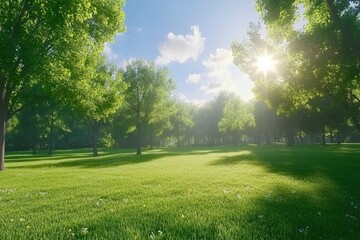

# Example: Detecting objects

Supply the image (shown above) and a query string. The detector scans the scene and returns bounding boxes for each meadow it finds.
[0,144,359,239]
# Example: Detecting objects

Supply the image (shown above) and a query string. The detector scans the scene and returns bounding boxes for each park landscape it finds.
[1,0,360,239]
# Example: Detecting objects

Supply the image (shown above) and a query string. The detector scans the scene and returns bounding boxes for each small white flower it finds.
[345,214,357,221]
[19,218,25,222]
[81,227,88,235]
[298,226,309,233]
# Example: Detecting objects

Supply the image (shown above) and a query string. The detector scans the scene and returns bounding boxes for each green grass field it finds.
[0,144,359,239]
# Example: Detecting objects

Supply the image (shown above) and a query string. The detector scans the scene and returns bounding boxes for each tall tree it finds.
[81,56,127,157]
[0,0,125,170]
[122,59,175,155]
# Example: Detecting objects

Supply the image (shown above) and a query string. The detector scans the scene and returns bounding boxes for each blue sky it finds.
[104,0,263,104]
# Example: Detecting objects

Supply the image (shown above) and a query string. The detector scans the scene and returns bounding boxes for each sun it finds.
[255,51,277,77]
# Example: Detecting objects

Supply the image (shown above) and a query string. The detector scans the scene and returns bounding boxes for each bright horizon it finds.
[104,1,263,104]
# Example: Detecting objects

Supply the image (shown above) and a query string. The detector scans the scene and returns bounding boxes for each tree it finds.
[122,59,175,155]
[80,56,127,157]
[168,100,194,147]
[0,0,125,170]
[196,91,232,145]
[146,98,175,149]
[254,0,360,133]
[218,96,255,145]
[232,24,296,145]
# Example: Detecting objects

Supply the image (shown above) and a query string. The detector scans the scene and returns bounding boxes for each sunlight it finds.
[255,50,277,77]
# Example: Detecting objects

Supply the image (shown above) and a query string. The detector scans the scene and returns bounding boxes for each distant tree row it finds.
[7,82,359,158]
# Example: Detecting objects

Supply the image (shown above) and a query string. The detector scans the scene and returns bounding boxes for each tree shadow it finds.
[8,145,254,169]
[240,184,360,239]
[208,144,360,180]
[207,144,360,239]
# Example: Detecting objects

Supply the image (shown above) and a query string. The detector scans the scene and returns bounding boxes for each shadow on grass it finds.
[201,144,360,239]
[7,145,249,169]
[241,184,360,239]
[8,153,160,169]
[209,144,360,180]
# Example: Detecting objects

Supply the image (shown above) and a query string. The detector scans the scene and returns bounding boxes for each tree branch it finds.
[326,0,360,61]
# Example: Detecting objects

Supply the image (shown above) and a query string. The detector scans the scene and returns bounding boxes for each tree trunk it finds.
[330,129,334,143]
[31,120,38,155]
[136,124,142,155]
[322,126,326,145]
[337,128,341,145]
[286,119,295,146]
[48,111,54,155]
[298,131,304,144]
[92,121,100,157]
[149,126,153,150]
[0,114,6,171]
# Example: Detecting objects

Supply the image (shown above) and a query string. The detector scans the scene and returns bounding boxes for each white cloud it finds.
[186,73,201,83]
[103,43,118,61]
[155,26,205,65]
[200,48,254,101]
[202,48,233,80]
[175,93,206,106]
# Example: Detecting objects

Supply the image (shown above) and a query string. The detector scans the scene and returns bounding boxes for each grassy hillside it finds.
[0,144,359,239]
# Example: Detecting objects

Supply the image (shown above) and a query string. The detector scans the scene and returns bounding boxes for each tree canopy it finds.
[0,0,125,170]
[232,0,360,145]
[121,59,175,155]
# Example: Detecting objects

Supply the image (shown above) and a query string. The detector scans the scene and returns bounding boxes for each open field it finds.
[0,144,360,239]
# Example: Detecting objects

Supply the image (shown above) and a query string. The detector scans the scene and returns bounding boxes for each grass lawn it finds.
[0,144,359,239]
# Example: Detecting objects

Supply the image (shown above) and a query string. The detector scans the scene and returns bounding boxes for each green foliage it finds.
[81,55,127,122]
[218,96,255,143]
[166,100,195,146]
[0,0,125,115]
[122,60,175,125]
[195,92,233,144]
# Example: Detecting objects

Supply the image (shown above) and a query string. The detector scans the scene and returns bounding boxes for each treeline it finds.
[7,85,359,155]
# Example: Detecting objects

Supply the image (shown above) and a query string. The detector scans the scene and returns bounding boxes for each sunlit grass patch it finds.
[0,144,359,239]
